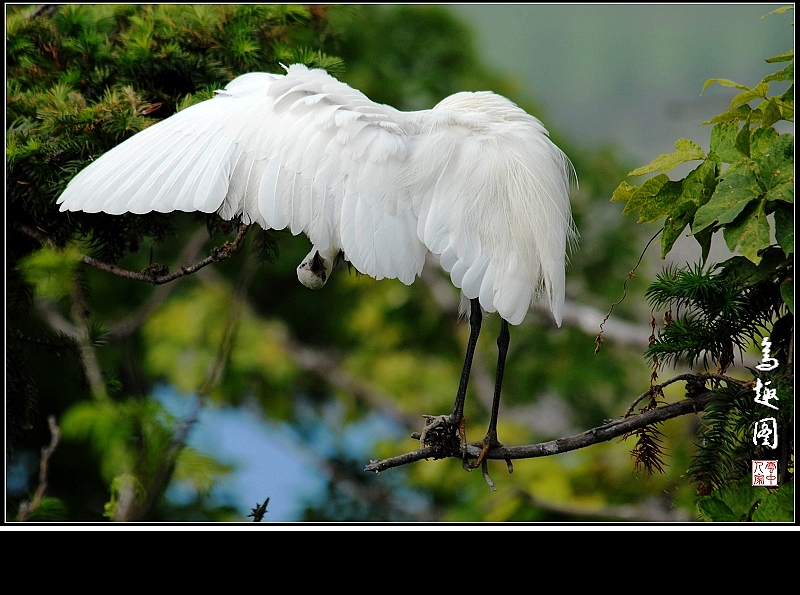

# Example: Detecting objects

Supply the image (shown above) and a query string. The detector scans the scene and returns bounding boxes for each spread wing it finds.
[58,64,575,325]
[58,64,428,285]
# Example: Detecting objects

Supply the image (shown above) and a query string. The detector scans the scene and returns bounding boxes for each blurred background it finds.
[6,4,793,522]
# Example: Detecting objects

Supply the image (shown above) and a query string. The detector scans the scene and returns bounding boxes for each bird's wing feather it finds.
[58,66,575,324]
[57,64,428,285]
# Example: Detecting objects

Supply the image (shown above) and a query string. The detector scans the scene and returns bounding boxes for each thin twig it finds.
[13,221,249,285]
[595,228,662,354]
[17,416,61,521]
[82,224,250,285]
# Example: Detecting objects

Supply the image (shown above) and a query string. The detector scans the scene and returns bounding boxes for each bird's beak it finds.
[311,250,327,282]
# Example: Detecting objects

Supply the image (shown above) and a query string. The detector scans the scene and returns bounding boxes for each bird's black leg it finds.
[470,318,510,469]
[449,297,482,426]
[416,298,481,465]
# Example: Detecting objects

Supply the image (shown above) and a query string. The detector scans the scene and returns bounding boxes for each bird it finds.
[58,63,577,469]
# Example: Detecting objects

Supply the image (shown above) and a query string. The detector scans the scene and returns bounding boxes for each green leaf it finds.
[734,123,751,157]
[661,201,697,258]
[692,172,760,233]
[774,202,794,255]
[702,78,749,93]
[756,133,793,191]
[749,126,779,159]
[628,139,705,176]
[694,226,714,265]
[680,159,718,207]
[751,484,794,522]
[697,496,740,522]
[709,122,741,163]
[621,174,669,216]
[729,82,770,108]
[722,199,771,264]
[716,248,788,287]
[698,480,772,522]
[780,280,794,314]
[639,180,683,223]
[765,181,794,203]
[610,180,638,203]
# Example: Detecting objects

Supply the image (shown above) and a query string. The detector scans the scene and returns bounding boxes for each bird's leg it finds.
[446,297,483,465]
[416,298,482,461]
[470,318,510,469]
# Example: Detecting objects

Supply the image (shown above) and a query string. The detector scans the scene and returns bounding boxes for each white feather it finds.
[57,63,576,326]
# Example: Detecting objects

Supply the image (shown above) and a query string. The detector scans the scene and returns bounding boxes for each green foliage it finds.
[612,8,794,521]
[611,43,793,266]
[21,497,70,522]
[18,244,84,302]
[697,479,793,522]
[645,261,786,372]
[7,4,697,522]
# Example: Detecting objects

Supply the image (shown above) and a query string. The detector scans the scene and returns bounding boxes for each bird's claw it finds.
[417,415,464,460]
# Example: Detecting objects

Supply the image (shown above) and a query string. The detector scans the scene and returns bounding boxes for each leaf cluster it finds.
[644,259,788,372]
[689,382,792,497]
[7,4,344,261]
[610,8,794,520]
[610,45,793,270]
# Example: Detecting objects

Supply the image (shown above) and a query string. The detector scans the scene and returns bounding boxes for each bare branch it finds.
[365,388,716,474]
[17,416,61,521]
[13,221,249,287]
[82,224,250,285]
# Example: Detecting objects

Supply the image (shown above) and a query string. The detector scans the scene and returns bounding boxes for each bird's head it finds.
[297,249,334,290]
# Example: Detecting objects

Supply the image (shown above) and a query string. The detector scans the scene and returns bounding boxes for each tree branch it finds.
[17,416,61,521]
[13,221,249,285]
[81,224,250,285]
[365,386,717,474]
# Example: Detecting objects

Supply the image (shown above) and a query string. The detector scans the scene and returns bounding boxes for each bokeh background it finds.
[6,4,793,522]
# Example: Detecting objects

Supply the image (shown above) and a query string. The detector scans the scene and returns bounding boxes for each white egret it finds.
[58,64,577,468]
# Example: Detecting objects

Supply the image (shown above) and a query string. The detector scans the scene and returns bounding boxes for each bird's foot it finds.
[415,415,466,461]
[466,437,514,491]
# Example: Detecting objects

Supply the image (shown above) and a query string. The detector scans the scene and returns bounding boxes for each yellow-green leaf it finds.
[639,180,682,223]
[702,78,748,93]
[764,47,794,63]
[762,62,794,84]
[610,180,638,203]
[621,174,669,216]
[628,139,705,176]
[729,82,770,108]
[703,104,752,126]
[17,244,83,301]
